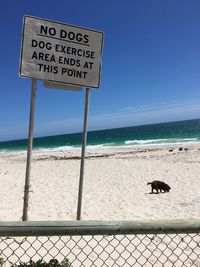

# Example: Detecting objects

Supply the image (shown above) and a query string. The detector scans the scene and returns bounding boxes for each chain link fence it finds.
[0,220,200,266]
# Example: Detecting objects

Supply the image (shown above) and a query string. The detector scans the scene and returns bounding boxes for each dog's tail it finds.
[147,182,152,185]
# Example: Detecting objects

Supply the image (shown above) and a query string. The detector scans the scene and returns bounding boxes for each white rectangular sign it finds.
[20,16,104,88]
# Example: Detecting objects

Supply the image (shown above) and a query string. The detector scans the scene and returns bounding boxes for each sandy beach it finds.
[0,144,200,221]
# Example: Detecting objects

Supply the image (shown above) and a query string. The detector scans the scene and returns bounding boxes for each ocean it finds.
[0,118,200,152]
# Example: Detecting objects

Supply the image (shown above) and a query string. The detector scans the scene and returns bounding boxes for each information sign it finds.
[20,16,104,88]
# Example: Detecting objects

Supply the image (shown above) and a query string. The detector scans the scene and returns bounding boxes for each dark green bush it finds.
[12,258,71,267]
[0,256,5,266]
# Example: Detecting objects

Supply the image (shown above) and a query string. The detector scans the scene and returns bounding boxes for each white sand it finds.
[0,144,200,221]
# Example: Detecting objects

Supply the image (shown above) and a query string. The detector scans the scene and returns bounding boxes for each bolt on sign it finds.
[20,16,104,88]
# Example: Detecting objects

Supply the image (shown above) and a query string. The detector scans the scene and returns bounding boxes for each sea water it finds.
[0,118,200,152]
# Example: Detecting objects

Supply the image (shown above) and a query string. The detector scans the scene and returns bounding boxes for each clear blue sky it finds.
[1,0,200,141]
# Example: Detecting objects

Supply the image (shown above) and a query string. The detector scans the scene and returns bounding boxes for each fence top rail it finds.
[0,220,200,236]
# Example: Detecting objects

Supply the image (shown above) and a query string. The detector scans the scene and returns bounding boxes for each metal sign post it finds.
[77,87,90,220]
[22,79,37,221]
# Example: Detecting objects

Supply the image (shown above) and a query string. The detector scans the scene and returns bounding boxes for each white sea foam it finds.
[35,144,114,152]
[125,139,169,145]
[124,138,199,147]
[36,145,77,152]
[86,144,107,149]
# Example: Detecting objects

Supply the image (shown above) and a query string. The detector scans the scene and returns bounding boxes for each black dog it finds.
[147,180,171,194]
